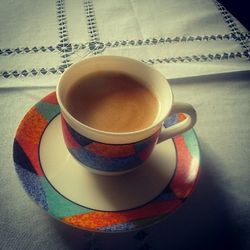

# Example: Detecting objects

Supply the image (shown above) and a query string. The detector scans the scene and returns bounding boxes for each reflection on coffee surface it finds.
[66,71,158,133]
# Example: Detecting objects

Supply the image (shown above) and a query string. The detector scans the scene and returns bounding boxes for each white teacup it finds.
[56,56,197,175]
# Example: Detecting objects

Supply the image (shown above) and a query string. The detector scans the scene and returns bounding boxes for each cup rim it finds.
[56,55,173,138]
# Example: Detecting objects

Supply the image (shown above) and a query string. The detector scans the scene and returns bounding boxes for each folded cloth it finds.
[0,0,249,88]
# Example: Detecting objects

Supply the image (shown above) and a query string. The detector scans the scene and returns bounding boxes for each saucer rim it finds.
[13,91,200,233]
[39,114,177,213]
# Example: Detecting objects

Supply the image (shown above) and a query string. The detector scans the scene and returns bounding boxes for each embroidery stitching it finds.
[1,33,249,57]
[56,0,72,68]
[0,43,87,56]
[0,51,245,78]
[0,46,56,56]
[0,67,63,79]
[1,0,249,79]
[104,33,244,48]
[214,0,250,58]
[142,51,245,64]
[83,0,102,54]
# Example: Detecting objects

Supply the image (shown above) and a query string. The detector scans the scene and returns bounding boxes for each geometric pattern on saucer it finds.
[13,91,200,233]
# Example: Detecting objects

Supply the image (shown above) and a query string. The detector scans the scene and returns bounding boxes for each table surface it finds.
[1,0,250,249]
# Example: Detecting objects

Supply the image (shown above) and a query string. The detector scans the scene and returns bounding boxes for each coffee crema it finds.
[65,71,158,133]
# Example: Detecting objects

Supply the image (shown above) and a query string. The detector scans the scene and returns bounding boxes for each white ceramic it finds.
[13,92,200,232]
[40,115,176,211]
[56,56,197,175]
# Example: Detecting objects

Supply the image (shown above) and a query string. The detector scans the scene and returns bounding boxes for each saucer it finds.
[13,92,200,233]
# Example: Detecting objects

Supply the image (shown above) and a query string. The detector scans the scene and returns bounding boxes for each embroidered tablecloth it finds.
[1,1,250,249]
[0,0,249,87]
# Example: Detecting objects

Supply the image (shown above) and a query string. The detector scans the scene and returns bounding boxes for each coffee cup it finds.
[56,55,197,175]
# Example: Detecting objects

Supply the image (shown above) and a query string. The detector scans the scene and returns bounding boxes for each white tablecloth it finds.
[1,0,250,249]
[0,0,249,87]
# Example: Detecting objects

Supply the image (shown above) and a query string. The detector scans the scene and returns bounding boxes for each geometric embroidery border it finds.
[0,0,249,79]
[214,0,250,57]
[1,33,250,57]
[0,51,246,78]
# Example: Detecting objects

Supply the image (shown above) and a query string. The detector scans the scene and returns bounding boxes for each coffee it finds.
[65,71,158,133]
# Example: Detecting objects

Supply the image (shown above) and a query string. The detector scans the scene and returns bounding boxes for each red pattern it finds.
[63,199,182,230]
[61,116,81,149]
[85,142,135,158]
[42,92,58,104]
[170,135,193,198]
[15,91,200,232]
[178,113,186,121]
[15,107,47,176]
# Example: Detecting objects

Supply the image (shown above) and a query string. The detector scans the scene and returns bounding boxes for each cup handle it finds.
[158,102,197,143]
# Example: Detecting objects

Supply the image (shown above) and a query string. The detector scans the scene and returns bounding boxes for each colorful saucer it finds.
[13,92,200,233]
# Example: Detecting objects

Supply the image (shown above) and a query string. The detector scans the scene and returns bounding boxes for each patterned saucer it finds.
[13,92,200,233]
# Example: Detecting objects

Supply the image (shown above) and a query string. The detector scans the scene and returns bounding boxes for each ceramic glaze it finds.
[57,56,197,174]
[13,92,200,232]
[61,115,160,173]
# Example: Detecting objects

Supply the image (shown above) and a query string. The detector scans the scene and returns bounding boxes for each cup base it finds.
[72,158,143,176]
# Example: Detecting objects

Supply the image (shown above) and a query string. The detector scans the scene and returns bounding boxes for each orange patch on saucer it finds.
[42,92,58,104]
[15,107,47,176]
[63,199,181,230]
